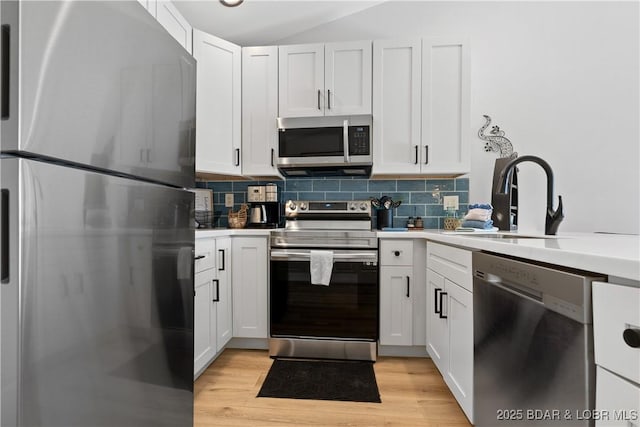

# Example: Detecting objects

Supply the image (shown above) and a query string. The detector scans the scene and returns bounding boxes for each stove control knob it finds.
[349,203,357,211]
[359,202,368,211]
[299,202,308,211]
[288,202,297,211]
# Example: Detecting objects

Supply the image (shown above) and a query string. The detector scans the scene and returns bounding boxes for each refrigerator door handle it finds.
[1,25,10,119]
[1,189,9,283]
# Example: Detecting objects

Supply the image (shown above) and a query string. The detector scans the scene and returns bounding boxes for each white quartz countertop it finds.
[378,230,640,281]
[196,228,639,281]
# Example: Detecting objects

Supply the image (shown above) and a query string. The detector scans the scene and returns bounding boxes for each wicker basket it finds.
[443,217,462,230]
[228,204,248,229]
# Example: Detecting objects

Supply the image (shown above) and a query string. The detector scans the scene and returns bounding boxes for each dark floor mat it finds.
[257,359,381,403]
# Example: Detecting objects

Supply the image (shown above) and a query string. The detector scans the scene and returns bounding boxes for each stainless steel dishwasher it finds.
[473,252,605,426]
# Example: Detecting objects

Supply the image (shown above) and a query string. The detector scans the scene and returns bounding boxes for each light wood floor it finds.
[194,349,472,426]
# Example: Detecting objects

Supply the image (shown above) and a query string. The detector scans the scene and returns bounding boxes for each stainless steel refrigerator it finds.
[0,1,196,425]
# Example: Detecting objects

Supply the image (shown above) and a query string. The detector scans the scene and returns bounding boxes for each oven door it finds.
[270,249,379,341]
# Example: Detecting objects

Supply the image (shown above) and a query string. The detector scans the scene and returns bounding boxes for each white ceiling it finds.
[174,0,386,46]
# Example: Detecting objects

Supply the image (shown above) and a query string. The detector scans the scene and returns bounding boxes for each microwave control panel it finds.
[348,126,370,155]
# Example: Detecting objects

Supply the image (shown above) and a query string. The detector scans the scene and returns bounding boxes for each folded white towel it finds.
[465,208,493,221]
[177,246,193,280]
[310,250,333,286]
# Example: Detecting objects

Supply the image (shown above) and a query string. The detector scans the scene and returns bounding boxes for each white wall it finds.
[277,1,640,234]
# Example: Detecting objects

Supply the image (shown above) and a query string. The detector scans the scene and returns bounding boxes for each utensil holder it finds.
[376,209,393,230]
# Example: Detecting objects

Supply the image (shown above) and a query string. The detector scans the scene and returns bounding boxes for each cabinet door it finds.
[372,39,422,175]
[193,30,242,175]
[156,1,192,53]
[194,270,216,376]
[242,46,282,177]
[232,237,268,338]
[379,266,413,346]
[426,268,448,373]
[278,44,325,117]
[596,366,640,427]
[421,38,470,174]
[325,41,372,116]
[215,237,232,351]
[445,279,473,422]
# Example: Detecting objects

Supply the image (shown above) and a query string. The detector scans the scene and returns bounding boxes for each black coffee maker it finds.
[246,185,281,228]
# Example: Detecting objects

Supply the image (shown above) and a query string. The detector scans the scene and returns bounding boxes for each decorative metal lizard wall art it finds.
[478,115,517,159]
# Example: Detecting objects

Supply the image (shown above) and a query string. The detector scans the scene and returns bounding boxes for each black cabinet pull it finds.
[218,249,225,271]
[235,148,240,166]
[439,291,448,319]
[1,189,8,283]
[271,148,275,167]
[327,89,331,110]
[424,145,429,165]
[213,279,220,302]
[434,287,442,314]
[406,276,410,298]
[394,250,400,257]
[414,145,418,164]
[623,328,640,348]
[317,89,321,110]
[194,255,205,261]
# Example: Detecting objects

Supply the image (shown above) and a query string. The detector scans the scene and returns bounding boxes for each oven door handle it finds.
[270,249,377,263]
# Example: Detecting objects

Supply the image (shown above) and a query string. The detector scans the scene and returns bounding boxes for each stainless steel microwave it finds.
[276,115,372,177]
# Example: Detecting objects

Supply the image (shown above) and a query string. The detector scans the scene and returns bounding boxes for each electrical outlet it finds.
[224,193,234,208]
[443,195,459,211]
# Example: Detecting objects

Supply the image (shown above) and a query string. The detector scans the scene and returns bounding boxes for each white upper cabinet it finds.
[279,41,372,118]
[372,39,422,175]
[372,38,470,177]
[242,46,282,178]
[324,41,372,116]
[278,44,325,117]
[421,38,470,174]
[156,1,193,53]
[193,30,242,176]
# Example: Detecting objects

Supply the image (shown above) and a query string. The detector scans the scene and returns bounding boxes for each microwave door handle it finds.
[343,119,350,163]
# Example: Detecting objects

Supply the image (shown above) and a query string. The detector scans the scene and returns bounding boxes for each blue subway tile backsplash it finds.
[196,177,469,229]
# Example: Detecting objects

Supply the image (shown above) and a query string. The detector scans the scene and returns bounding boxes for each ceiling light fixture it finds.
[219,0,244,7]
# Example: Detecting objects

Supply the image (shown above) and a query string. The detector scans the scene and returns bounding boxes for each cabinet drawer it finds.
[593,281,640,384]
[380,240,414,266]
[426,242,472,292]
[195,238,216,273]
[596,366,640,427]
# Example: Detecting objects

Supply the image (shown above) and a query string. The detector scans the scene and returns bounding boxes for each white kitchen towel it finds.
[310,250,334,286]
[177,246,192,280]
[464,208,493,221]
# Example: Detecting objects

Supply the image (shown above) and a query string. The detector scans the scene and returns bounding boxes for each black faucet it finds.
[495,155,564,235]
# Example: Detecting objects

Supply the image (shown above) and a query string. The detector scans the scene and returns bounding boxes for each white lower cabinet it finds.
[194,268,216,375]
[194,236,233,378]
[379,239,426,348]
[593,281,640,426]
[232,237,268,338]
[426,242,473,423]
